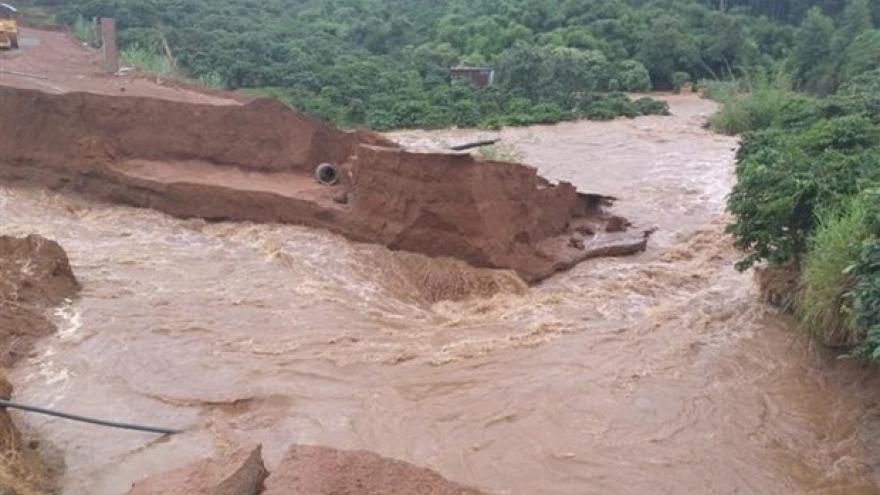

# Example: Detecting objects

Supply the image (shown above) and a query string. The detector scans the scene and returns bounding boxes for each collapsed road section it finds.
[0,86,650,282]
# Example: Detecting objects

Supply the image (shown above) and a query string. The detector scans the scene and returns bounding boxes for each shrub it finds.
[797,197,869,346]
[632,97,670,115]
[72,15,99,47]
[797,190,880,352]
[726,117,880,271]
[580,102,618,120]
[120,43,177,77]
[707,86,806,135]
[847,240,880,359]
[616,60,652,92]
[671,71,691,94]
[700,79,741,102]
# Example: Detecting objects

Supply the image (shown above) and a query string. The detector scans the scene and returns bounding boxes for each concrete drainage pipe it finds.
[315,163,339,185]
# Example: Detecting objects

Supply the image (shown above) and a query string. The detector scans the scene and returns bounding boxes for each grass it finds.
[71,15,98,47]
[700,79,742,102]
[702,69,800,135]
[0,402,46,495]
[796,196,871,347]
[120,43,178,77]
[476,141,525,163]
[0,454,45,495]
[119,44,231,90]
[197,71,228,90]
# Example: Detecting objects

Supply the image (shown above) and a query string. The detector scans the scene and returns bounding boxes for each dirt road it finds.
[0,27,237,104]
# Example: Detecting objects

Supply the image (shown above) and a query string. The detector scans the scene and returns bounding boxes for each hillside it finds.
[16,0,878,130]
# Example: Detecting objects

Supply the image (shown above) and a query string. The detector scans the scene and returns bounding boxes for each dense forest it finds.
[14,0,880,359]
[14,0,879,130]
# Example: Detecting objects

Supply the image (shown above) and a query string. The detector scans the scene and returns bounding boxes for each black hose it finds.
[448,139,500,151]
[0,398,183,435]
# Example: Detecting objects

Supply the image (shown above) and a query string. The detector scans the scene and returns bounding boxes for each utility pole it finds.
[100,17,119,74]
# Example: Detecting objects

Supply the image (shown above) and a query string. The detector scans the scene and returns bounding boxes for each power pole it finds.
[100,17,119,74]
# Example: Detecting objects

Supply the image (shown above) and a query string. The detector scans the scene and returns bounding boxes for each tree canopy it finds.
[18,0,880,129]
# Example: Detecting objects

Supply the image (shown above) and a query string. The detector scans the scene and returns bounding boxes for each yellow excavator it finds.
[0,3,18,50]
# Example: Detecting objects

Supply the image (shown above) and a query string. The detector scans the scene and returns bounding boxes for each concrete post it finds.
[100,18,119,74]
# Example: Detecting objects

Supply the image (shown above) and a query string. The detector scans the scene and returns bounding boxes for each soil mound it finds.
[126,444,491,495]
[126,445,268,495]
[0,86,649,282]
[264,445,490,495]
[0,234,80,494]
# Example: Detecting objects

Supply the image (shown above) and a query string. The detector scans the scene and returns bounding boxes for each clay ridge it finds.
[0,86,649,282]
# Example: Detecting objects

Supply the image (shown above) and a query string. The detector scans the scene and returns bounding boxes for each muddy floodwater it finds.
[2,95,879,495]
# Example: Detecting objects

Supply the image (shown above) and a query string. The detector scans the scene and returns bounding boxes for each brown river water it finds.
[2,95,880,495]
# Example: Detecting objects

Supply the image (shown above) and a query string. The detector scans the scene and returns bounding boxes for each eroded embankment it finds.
[0,234,79,494]
[0,86,648,282]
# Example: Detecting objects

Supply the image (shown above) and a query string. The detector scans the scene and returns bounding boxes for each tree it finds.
[841,30,880,82]
[790,7,837,94]
[50,0,847,130]
[616,60,652,92]
[831,0,873,78]
[636,14,699,89]
[727,115,880,270]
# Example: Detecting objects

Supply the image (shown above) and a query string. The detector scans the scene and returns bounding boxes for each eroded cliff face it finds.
[0,234,80,494]
[346,146,648,281]
[0,87,648,282]
[0,87,394,173]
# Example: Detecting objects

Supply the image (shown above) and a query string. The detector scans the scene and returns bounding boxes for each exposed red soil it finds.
[0,234,80,494]
[126,444,492,495]
[347,146,649,282]
[263,445,490,495]
[0,85,648,282]
[126,445,268,495]
[0,27,242,105]
[2,27,650,282]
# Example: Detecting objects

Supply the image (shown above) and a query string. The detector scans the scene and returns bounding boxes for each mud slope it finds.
[0,234,80,494]
[0,86,648,281]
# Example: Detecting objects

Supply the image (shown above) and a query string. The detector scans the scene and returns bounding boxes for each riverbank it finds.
[0,234,79,494]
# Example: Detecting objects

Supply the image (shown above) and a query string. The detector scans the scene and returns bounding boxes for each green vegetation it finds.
[20,0,879,130]
[704,71,800,135]
[119,42,178,78]
[714,0,880,359]
[13,4,59,29]
[848,236,880,359]
[71,15,99,47]
[797,194,875,347]
[726,110,879,270]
